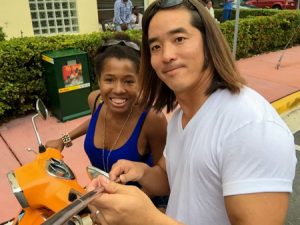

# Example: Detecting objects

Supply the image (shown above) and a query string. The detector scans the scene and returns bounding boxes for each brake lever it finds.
[41,187,104,225]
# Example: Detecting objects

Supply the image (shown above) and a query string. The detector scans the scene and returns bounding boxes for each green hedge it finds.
[220,10,300,57]
[214,8,280,22]
[0,10,299,123]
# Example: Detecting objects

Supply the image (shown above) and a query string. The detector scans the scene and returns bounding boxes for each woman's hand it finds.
[45,138,64,151]
[109,159,149,184]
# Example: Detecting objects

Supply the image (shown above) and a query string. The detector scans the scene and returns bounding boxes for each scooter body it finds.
[6,100,89,225]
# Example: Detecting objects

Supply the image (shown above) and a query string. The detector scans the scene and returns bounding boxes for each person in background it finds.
[87,0,297,225]
[113,0,133,31]
[223,0,233,21]
[206,0,215,18]
[131,6,143,30]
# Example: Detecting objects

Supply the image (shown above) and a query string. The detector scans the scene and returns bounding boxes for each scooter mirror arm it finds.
[32,113,46,153]
[41,187,104,225]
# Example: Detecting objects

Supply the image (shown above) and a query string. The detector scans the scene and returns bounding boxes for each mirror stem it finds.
[32,113,43,149]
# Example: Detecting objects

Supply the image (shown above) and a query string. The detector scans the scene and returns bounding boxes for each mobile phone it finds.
[86,165,110,179]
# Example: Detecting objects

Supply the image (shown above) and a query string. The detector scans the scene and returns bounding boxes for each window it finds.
[29,0,79,36]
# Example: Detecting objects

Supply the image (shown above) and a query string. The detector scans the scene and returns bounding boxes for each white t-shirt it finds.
[164,87,296,225]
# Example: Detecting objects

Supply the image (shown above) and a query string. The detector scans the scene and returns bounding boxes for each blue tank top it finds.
[84,103,153,172]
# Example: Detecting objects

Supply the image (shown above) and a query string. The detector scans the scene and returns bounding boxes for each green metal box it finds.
[42,48,91,122]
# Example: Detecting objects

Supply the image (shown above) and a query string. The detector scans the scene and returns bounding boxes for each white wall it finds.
[0,0,34,39]
[0,0,99,39]
[76,0,100,34]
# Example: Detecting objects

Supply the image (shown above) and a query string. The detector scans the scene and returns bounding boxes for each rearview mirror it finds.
[36,99,48,120]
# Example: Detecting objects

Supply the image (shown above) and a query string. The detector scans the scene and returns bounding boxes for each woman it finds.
[45,33,167,175]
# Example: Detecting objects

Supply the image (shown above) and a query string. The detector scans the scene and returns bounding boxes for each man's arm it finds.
[139,156,170,196]
[225,192,289,225]
[221,121,296,225]
[113,1,122,24]
[110,156,170,196]
[124,1,133,24]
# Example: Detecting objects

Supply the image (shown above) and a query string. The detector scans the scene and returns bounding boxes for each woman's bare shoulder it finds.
[144,109,167,131]
[87,90,101,109]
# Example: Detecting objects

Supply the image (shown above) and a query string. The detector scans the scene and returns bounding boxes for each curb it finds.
[271,91,300,115]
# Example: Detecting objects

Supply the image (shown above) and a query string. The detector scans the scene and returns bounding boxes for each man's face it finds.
[148,7,208,95]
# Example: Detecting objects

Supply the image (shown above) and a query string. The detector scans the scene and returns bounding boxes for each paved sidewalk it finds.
[238,45,300,104]
[0,46,300,223]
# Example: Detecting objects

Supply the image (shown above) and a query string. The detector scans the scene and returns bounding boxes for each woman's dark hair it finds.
[94,33,141,80]
[138,0,245,112]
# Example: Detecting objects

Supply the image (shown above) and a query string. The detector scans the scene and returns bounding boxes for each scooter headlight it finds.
[7,171,29,208]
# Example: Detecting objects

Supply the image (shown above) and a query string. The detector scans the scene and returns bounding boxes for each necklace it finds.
[102,107,133,172]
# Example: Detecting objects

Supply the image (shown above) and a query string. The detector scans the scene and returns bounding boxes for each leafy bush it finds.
[220,10,300,58]
[215,8,281,23]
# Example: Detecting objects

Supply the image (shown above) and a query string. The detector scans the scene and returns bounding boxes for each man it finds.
[223,0,233,21]
[88,0,297,225]
[113,0,133,31]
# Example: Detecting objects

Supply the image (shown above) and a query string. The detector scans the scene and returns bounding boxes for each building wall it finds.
[0,0,99,39]
[147,0,156,5]
[76,0,100,34]
[0,0,33,39]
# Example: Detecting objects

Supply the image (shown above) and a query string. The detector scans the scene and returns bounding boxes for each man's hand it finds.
[109,159,148,184]
[121,23,128,31]
[87,176,161,225]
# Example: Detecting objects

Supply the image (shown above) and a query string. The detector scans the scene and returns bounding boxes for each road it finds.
[282,106,300,225]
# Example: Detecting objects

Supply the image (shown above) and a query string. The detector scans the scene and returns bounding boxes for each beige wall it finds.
[76,0,100,34]
[147,0,156,4]
[0,0,33,39]
[0,0,99,39]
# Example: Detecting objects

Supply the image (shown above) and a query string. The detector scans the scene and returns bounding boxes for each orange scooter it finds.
[6,99,94,225]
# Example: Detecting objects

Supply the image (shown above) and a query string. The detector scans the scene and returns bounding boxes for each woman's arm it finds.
[144,109,168,164]
[45,90,101,151]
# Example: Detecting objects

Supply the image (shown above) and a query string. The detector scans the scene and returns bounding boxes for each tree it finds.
[0,27,6,41]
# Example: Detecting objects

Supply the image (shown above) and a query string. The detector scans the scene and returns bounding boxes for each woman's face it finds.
[98,57,139,114]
